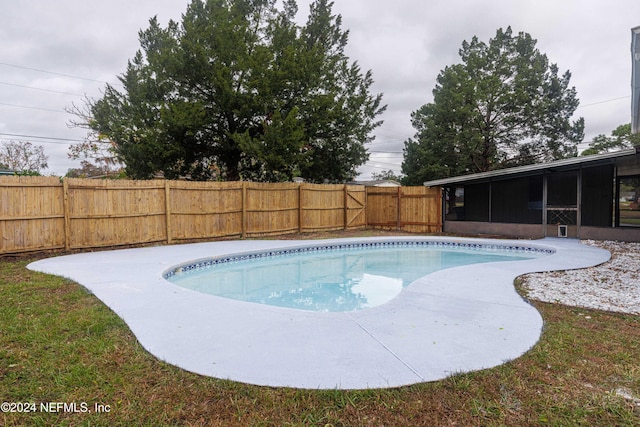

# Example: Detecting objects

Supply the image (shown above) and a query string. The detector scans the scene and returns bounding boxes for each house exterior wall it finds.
[440,161,640,242]
[444,221,640,242]
[580,226,640,242]
[444,221,545,239]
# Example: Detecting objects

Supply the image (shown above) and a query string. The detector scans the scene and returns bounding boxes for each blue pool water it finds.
[167,242,548,312]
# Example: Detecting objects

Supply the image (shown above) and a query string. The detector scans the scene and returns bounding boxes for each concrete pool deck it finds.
[27,236,610,389]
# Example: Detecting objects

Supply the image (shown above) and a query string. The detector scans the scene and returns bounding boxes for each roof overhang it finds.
[424,149,638,187]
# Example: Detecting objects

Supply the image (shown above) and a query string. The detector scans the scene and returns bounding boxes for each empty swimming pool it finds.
[167,241,549,312]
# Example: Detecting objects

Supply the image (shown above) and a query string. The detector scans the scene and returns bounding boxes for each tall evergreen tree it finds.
[402,27,584,185]
[77,0,385,182]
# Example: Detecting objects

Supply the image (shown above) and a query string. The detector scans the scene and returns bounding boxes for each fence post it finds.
[343,185,348,230]
[298,183,303,233]
[242,181,247,238]
[437,187,443,232]
[396,186,402,230]
[165,180,172,244]
[63,178,71,250]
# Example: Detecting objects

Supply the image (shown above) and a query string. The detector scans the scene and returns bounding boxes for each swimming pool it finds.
[167,241,550,312]
[27,236,611,389]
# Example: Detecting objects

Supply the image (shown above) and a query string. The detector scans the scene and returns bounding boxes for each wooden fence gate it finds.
[345,185,366,229]
[366,186,442,233]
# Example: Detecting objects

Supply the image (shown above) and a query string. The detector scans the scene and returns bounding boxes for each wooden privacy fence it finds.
[0,176,441,254]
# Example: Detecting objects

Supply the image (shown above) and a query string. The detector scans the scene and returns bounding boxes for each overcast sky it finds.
[1,0,639,178]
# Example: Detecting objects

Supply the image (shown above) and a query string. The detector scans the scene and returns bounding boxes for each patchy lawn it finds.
[1,231,639,426]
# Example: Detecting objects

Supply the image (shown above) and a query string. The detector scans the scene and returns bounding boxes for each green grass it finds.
[1,237,639,426]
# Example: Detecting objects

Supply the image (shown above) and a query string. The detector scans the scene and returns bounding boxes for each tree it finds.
[74,0,384,182]
[67,96,124,176]
[371,169,402,182]
[0,140,48,174]
[581,123,640,156]
[402,27,584,184]
[65,160,124,178]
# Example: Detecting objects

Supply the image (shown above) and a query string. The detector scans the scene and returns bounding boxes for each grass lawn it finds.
[1,232,639,426]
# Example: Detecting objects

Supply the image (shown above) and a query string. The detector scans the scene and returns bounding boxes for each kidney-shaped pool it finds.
[166,241,550,312]
[27,236,610,389]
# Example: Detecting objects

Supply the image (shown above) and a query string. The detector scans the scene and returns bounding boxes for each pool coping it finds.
[27,236,611,389]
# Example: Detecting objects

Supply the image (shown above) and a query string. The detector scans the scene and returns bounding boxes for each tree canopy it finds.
[371,169,403,182]
[0,140,48,175]
[581,123,640,156]
[76,0,385,182]
[402,27,584,185]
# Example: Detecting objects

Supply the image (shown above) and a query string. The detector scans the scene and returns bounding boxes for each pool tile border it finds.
[164,240,556,279]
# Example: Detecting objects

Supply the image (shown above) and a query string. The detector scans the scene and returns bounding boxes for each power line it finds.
[0,132,82,144]
[370,138,406,145]
[0,62,120,86]
[367,160,402,168]
[0,139,77,147]
[375,130,411,140]
[0,102,68,114]
[369,150,403,155]
[0,81,85,97]
[578,96,630,108]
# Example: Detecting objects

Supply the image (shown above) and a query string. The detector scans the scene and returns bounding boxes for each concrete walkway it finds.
[27,237,610,389]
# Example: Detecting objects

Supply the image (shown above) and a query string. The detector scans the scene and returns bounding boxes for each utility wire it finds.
[0,132,82,143]
[367,160,402,168]
[0,102,68,114]
[0,81,85,97]
[0,62,120,86]
[578,96,630,108]
[369,150,403,155]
